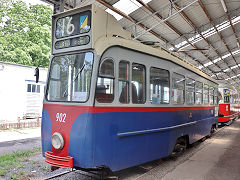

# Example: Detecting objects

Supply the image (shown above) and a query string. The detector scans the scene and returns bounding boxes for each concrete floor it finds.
[134,119,240,180]
[161,120,240,180]
[0,128,41,155]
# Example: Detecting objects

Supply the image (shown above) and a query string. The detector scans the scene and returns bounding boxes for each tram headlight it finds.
[51,132,64,150]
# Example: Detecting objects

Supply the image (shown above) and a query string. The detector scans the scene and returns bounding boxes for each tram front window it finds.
[47,52,93,102]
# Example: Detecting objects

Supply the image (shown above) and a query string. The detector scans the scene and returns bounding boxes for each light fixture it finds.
[237,42,240,48]
[220,0,227,13]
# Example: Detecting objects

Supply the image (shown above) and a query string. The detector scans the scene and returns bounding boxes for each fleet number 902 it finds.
[56,113,66,123]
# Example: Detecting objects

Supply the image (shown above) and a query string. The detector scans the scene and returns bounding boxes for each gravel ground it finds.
[35,123,229,180]
[0,121,234,180]
[38,138,212,180]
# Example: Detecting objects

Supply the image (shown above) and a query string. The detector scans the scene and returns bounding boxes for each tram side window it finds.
[150,67,170,104]
[186,78,195,104]
[214,87,218,105]
[119,61,130,103]
[209,86,214,105]
[203,84,209,104]
[195,81,203,104]
[234,94,238,104]
[132,63,146,104]
[96,59,114,103]
[172,73,185,104]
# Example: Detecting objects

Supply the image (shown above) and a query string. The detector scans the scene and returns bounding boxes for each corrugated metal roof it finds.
[43,0,240,88]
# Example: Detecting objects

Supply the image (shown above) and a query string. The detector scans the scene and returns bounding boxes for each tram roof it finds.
[95,36,218,84]
[42,0,240,88]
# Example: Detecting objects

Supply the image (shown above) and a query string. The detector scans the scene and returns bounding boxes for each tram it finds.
[42,4,218,171]
[218,81,240,125]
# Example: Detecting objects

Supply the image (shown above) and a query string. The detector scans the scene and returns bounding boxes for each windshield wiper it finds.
[73,64,85,82]
[63,64,85,97]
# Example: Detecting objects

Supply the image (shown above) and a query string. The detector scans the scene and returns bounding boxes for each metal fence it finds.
[0,118,41,130]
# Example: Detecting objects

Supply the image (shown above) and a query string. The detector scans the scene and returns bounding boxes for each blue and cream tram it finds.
[42,4,218,171]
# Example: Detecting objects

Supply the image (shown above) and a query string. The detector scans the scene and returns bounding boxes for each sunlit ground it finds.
[212,138,232,145]
[225,126,240,131]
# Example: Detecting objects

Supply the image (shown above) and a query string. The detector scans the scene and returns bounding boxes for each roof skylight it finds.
[224,70,240,79]
[105,0,152,21]
[198,49,240,70]
[172,15,240,51]
[105,8,123,20]
[223,68,230,72]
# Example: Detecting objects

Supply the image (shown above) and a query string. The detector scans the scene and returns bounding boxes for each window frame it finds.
[186,77,195,105]
[209,86,214,105]
[96,58,115,103]
[46,51,94,103]
[203,84,209,105]
[195,81,203,105]
[214,87,218,105]
[171,72,185,105]
[149,66,170,104]
[118,60,130,104]
[131,63,146,104]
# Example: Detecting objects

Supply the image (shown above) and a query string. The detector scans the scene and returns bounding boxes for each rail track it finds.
[43,123,229,180]
[43,167,119,180]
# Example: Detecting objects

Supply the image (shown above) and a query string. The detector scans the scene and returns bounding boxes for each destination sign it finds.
[55,10,91,39]
[55,36,90,49]
[224,89,230,96]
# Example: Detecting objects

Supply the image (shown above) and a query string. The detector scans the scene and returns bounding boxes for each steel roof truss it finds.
[96,0,219,77]
[171,0,240,85]
[198,0,240,82]
[133,0,199,40]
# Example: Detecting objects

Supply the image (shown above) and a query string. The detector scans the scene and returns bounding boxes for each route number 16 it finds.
[56,113,66,123]
[62,17,75,36]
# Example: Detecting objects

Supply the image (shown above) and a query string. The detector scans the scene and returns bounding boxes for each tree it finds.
[0,0,52,67]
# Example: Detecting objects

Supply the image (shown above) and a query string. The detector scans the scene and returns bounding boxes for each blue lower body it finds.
[42,108,218,171]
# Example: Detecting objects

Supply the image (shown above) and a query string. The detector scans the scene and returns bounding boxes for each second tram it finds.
[218,81,240,125]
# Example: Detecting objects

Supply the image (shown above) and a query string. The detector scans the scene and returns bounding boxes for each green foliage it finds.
[11,174,19,180]
[0,0,52,67]
[0,147,41,168]
[40,165,48,171]
[0,147,41,178]
[0,169,6,176]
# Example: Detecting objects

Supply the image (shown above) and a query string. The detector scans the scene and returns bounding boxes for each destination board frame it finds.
[52,5,92,55]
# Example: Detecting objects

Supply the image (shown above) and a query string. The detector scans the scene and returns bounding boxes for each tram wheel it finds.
[51,166,59,171]
[172,137,187,157]
[207,124,217,138]
[226,119,233,126]
[210,125,216,134]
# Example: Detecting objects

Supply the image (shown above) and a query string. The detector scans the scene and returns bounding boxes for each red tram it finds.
[218,81,240,125]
